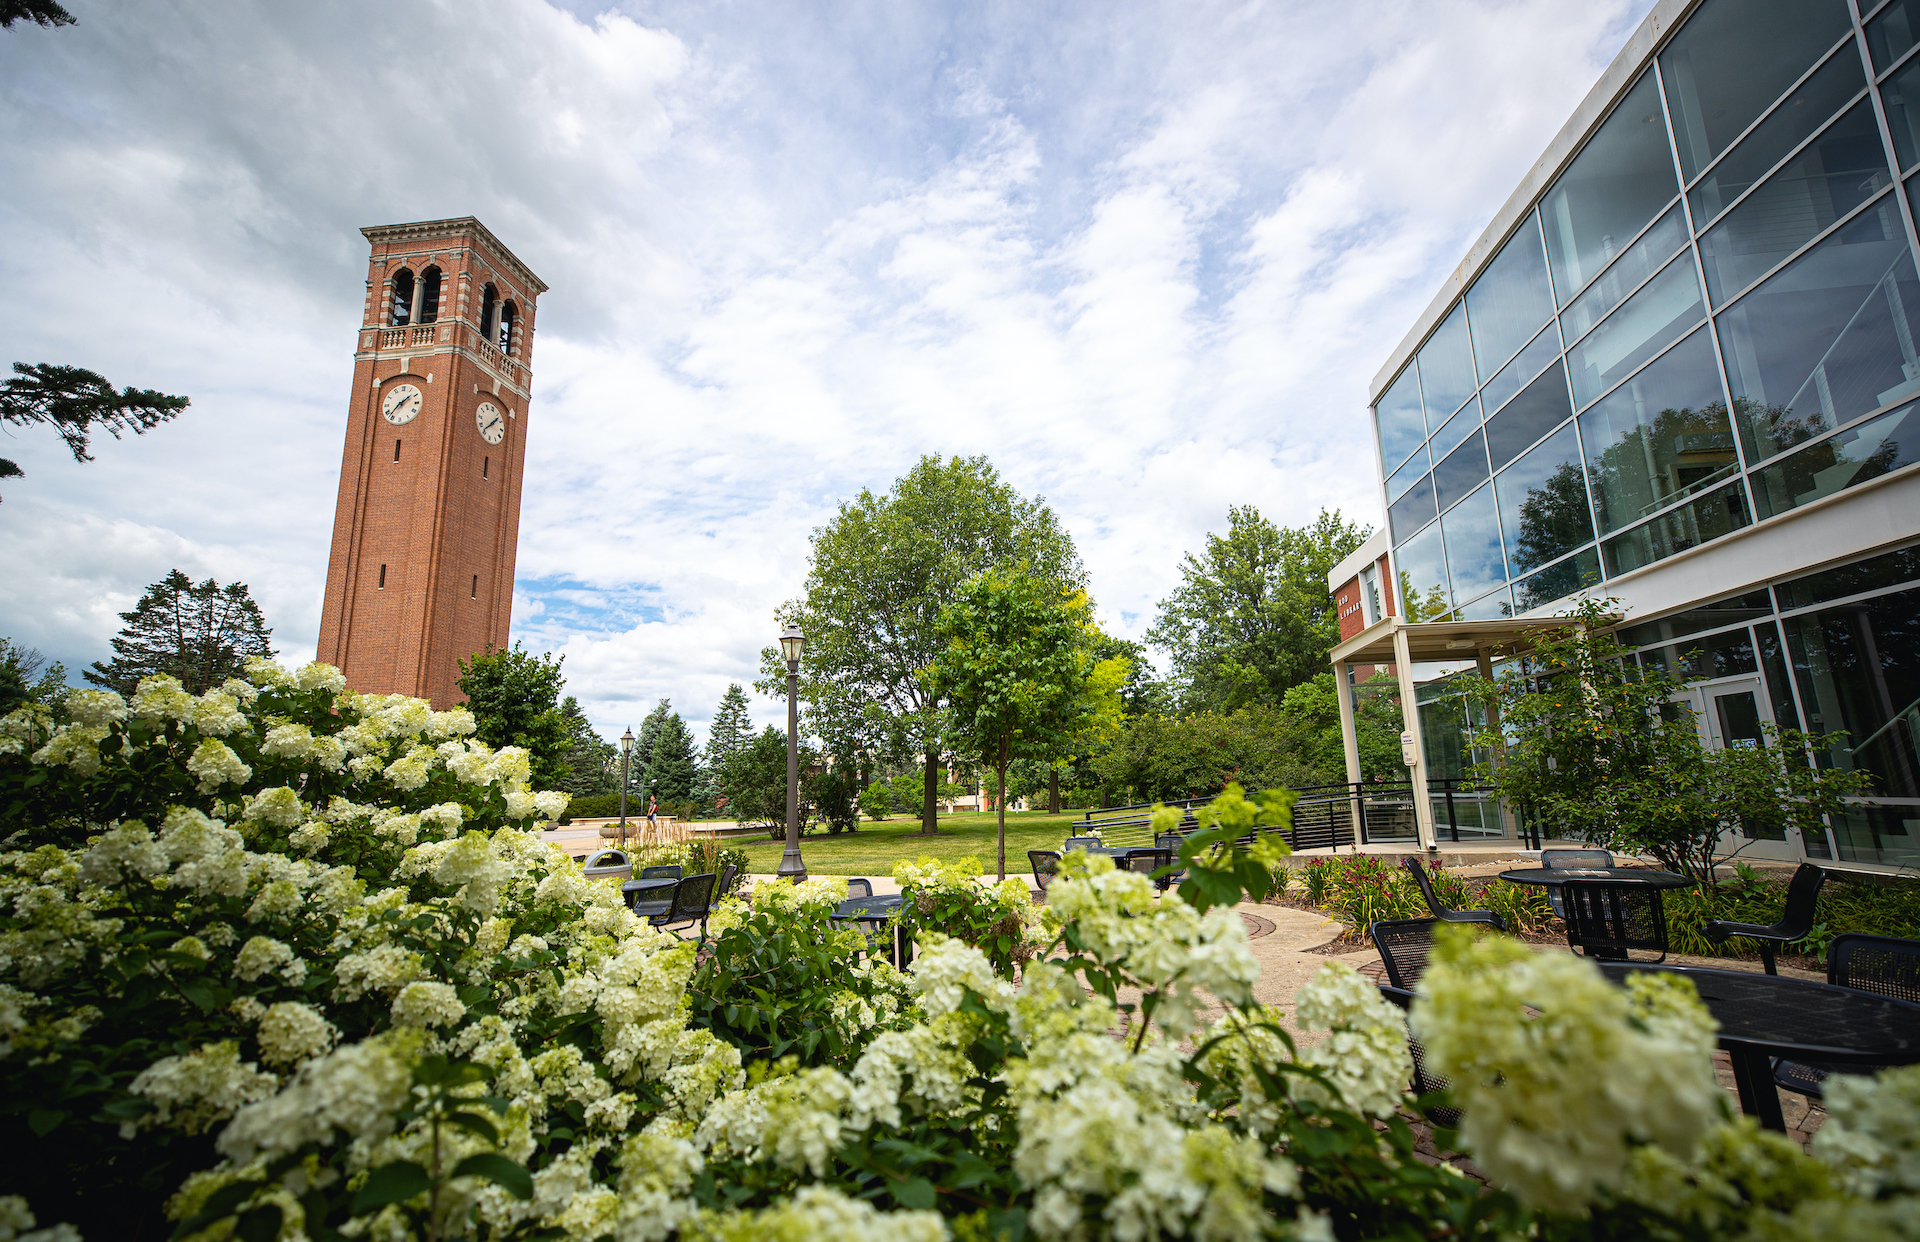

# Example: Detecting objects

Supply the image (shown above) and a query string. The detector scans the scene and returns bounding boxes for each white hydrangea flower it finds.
[243,656,294,688]
[245,879,303,922]
[909,934,1014,1018]
[220,677,260,704]
[256,1001,337,1068]
[287,821,331,854]
[1291,962,1413,1118]
[64,689,128,728]
[383,746,435,792]
[131,676,197,722]
[243,786,306,830]
[233,936,305,985]
[307,735,347,771]
[418,802,465,838]
[169,936,212,962]
[0,1196,81,1242]
[260,722,315,759]
[0,705,53,756]
[192,691,248,737]
[504,790,537,820]
[347,754,382,779]
[128,1040,279,1134]
[1412,929,1724,1213]
[392,981,467,1028]
[186,739,252,792]
[333,944,426,1000]
[30,724,109,776]
[439,740,495,785]
[695,1185,947,1242]
[1814,1062,1920,1197]
[428,708,477,739]
[78,822,166,885]
[295,662,347,693]
[533,790,570,820]
[218,1030,422,1162]
[697,1066,854,1176]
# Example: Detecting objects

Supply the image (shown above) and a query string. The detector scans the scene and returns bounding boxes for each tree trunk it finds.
[997,737,1010,881]
[921,748,940,835]
[1048,768,1061,815]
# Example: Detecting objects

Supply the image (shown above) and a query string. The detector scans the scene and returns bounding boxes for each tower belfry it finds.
[316,217,548,707]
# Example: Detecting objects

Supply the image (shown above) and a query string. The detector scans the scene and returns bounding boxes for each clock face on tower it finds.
[475,402,505,444]
[382,383,423,425]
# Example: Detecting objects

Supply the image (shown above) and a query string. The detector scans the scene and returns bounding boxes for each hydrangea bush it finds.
[6,663,1920,1240]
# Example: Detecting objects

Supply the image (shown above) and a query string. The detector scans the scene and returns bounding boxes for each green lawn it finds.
[731,810,1093,876]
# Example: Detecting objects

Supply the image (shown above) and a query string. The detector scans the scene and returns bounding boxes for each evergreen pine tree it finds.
[704,683,752,771]
[557,696,617,796]
[85,569,274,695]
[636,700,698,803]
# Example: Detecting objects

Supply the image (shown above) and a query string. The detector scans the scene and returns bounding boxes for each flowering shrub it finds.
[893,856,1041,974]
[9,665,1920,1240]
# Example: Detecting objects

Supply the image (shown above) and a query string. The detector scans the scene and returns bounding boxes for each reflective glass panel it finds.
[1541,73,1681,305]
[1388,472,1437,544]
[1757,620,1803,734]
[1468,215,1556,377]
[1600,481,1752,575]
[1486,361,1574,469]
[1689,48,1866,225]
[1577,328,1739,535]
[1417,303,1478,424]
[1374,365,1427,474]
[1697,101,1893,305]
[1783,583,1920,805]
[1480,323,1561,416]
[1385,446,1430,502]
[1619,590,1773,647]
[1644,630,1760,679]
[1661,0,1853,180]
[1776,541,1920,608]
[1457,587,1515,621]
[1566,254,1706,408]
[1427,395,1482,463]
[1716,200,1920,461]
[1868,0,1920,72]
[1432,433,1491,513]
[1559,204,1689,342]
[1495,422,1593,573]
[1441,482,1508,605]
[1513,547,1602,612]
[1886,55,1920,172]
[1396,522,1451,621]
[1750,399,1920,518]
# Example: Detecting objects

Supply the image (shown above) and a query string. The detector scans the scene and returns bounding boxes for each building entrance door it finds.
[1676,676,1805,862]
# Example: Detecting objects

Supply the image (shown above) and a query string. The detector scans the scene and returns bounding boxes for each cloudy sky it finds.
[0,0,1652,744]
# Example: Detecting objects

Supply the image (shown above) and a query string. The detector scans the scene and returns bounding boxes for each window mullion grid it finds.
[1856,0,1920,282]
[1706,182,1900,318]
[1563,243,1693,352]
[1873,26,1920,82]
[1557,194,1681,313]
[1683,31,1864,193]
[1694,84,1874,229]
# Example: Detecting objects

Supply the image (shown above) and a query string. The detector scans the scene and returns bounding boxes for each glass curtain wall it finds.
[1372,0,1920,621]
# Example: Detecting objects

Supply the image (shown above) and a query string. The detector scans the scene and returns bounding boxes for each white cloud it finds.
[0,0,1651,743]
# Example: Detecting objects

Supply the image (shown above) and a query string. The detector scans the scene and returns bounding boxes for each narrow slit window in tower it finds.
[483,456,489,479]
[479,284,498,343]
[471,575,478,599]
[379,564,387,589]
[394,439,401,462]
[390,269,415,326]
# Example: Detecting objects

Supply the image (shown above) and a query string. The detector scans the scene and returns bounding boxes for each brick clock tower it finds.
[317,217,547,708]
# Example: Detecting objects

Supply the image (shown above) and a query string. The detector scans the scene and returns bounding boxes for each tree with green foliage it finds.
[556,697,617,797]
[1147,506,1368,712]
[719,725,816,829]
[1464,600,1869,886]
[1,362,189,489]
[0,639,67,714]
[2,2,76,29]
[763,454,1085,836]
[925,569,1100,879]
[456,645,572,790]
[703,683,752,776]
[84,569,274,695]
[641,703,699,803]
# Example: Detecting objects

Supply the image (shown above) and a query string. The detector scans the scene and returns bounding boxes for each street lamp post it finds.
[618,727,635,850]
[776,623,808,882]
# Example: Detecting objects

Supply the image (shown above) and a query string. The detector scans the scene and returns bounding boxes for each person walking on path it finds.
[646,796,659,834]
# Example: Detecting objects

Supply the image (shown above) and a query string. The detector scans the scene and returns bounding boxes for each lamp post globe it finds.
[618,727,635,849]
[777,624,808,882]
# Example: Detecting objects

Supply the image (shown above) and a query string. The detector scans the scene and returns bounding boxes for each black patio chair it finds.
[1063,836,1103,852]
[1124,847,1174,893]
[1774,933,1920,1101]
[1705,863,1826,976]
[1156,833,1190,887]
[1539,848,1613,920]
[1378,983,1462,1129]
[640,864,683,880]
[648,873,718,942]
[1029,850,1062,895]
[714,864,739,898]
[1562,880,1667,963]
[1370,917,1440,990]
[846,878,874,898]
[1401,857,1506,930]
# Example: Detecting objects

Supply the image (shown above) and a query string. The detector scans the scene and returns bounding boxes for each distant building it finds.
[1331,0,1920,867]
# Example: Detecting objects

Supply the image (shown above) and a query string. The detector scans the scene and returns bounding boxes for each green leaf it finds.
[443,1109,501,1145]
[234,1205,283,1242]
[27,1108,63,1136]
[451,1153,533,1200]
[889,1176,936,1211]
[178,977,232,1011]
[350,1161,431,1213]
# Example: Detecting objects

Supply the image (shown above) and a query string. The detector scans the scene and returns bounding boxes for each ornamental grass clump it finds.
[12,670,1920,1240]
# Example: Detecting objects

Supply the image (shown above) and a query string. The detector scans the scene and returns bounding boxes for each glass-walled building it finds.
[1354,0,1920,866]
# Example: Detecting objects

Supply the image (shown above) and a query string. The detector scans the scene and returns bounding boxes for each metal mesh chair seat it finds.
[1155,833,1189,886]
[1563,880,1667,962]
[846,878,874,898]
[1370,917,1439,990]
[1772,933,1920,1099]
[649,873,718,941]
[1706,864,1827,975]
[1063,836,1103,852]
[1378,984,1461,1128]
[1540,849,1613,920]
[639,864,683,880]
[1124,847,1175,892]
[714,864,739,899]
[1029,850,1062,894]
[1402,857,1506,930]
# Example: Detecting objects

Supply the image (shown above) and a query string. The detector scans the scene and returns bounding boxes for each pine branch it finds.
[1,1,76,29]
[2,363,190,463]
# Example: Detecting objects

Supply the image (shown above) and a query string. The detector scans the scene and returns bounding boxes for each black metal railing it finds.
[1075,778,1504,851]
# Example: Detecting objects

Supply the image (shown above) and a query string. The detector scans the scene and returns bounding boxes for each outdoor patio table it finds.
[1597,962,1920,1132]
[619,876,678,910]
[831,893,909,968]
[1497,867,1694,891]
